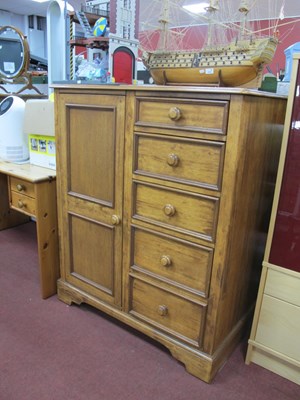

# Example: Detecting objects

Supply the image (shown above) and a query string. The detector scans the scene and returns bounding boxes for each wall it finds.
[0,10,47,59]
[0,10,25,30]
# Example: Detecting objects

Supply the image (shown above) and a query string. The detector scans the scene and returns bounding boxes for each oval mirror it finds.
[0,25,30,80]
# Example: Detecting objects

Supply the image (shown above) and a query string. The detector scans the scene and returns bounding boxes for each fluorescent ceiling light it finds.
[183,2,209,14]
[31,0,49,3]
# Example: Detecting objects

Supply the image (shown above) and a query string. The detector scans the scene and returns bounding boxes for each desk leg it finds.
[35,179,60,299]
[0,173,29,230]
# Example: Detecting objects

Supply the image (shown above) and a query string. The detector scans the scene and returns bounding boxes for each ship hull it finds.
[149,64,259,87]
[144,37,277,87]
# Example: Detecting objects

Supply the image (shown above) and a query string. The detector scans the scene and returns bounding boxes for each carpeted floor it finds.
[0,222,299,400]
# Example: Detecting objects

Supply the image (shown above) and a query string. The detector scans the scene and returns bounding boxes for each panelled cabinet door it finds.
[56,93,125,307]
[269,60,300,273]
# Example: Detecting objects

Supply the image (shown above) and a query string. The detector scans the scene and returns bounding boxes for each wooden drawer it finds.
[130,278,206,346]
[10,191,36,216]
[265,268,300,307]
[256,294,300,362]
[132,227,213,297]
[134,134,225,191]
[135,97,229,135]
[9,177,35,198]
[133,182,219,242]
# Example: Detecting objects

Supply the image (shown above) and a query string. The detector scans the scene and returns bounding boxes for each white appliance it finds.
[0,95,29,163]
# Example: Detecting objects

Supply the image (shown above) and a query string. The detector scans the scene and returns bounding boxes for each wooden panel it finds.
[10,191,36,216]
[135,97,229,135]
[246,345,300,385]
[10,177,35,198]
[68,214,115,298]
[132,227,213,297]
[265,268,300,306]
[256,294,300,362]
[34,179,60,299]
[133,182,219,242]
[130,278,205,346]
[67,104,116,206]
[134,134,225,191]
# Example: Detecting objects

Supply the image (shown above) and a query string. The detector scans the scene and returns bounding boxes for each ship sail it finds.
[139,0,288,87]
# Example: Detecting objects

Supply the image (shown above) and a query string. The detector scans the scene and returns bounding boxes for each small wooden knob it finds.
[157,305,168,316]
[111,215,121,225]
[163,204,176,217]
[168,107,182,121]
[17,200,25,208]
[16,184,24,192]
[160,255,172,267]
[167,153,179,167]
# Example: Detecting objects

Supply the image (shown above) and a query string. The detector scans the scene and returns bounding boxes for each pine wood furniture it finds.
[0,161,59,298]
[53,84,286,382]
[246,54,300,385]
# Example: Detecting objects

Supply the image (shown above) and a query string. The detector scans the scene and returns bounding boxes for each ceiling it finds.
[0,0,299,25]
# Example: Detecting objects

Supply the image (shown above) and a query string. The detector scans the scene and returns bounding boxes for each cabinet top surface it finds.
[51,83,286,99]
[0,161,56,182]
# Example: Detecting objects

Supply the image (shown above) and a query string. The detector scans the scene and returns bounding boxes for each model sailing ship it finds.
[141,0,279,87]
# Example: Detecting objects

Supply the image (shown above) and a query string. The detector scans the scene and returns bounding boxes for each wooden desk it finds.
[0,161,59,299]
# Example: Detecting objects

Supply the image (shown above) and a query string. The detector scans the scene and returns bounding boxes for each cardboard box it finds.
[24,99,56,170]
[29,134,56,170]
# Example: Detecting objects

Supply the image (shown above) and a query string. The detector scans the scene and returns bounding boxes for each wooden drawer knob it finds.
[163,204,176,217]
[167,153,179,167]
[16,184,25,192]
[160,255,172,267]
[111,215,121,225]
[157,305,168,316]
[17,200,25,209]
[168,107,182,121]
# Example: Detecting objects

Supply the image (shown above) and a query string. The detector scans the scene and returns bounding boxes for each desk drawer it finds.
[132,227,213,297]
[10,191,36,216]
[133,183,219,242]
[256,294,300,362]
[130,278,205,346]
[265,269,300,307]
[134,134,225,191]
[135,97,229,135]
[10,177,35,198]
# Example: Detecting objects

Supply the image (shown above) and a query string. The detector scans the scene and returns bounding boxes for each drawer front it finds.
[134,134,225,191]
[10,191,36,216]
[265,268,300,307]
[132,227,213,297]
[135,97,228,135]
[130,278,205,346]
[256,294,300,362]
[9,177,35,198]
[134,183,219,242]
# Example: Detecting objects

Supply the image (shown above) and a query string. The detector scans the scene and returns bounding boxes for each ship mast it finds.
[158,0,170,50]
[238,0,250,38]
[205,0,219,48]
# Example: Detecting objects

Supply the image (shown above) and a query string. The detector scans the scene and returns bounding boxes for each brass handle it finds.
[168,107,182,121]
[16,184,24,192]
[17,200,25,208]
[160,255,172,267]
[167,153,179,167]
[163,204,176,217]
[158,305,168,316]
[111,215,121,225]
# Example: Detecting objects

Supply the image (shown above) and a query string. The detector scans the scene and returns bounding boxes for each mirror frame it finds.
[0,25,30,80]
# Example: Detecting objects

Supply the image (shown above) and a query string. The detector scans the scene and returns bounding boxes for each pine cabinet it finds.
[246,54,300,385]
[54,84,286,383]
